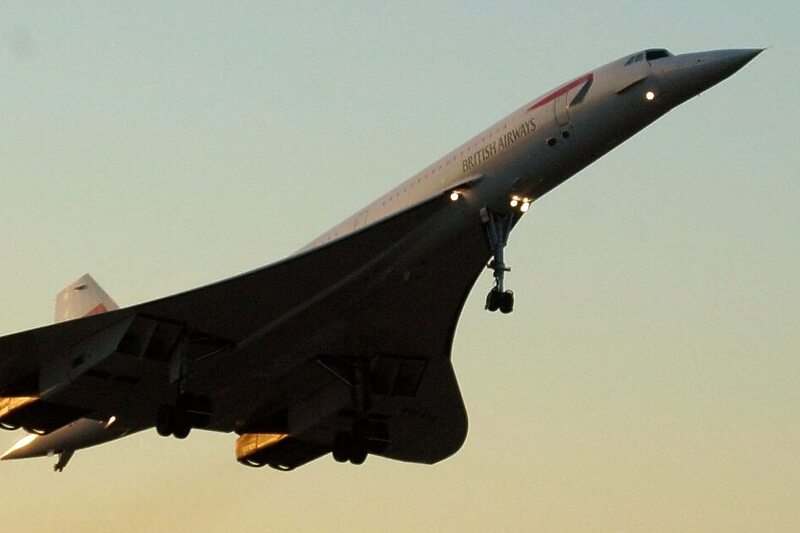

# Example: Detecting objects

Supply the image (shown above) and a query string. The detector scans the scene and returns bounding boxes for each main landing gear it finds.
[156,392,212,439]
[318,358,388,465]
[156,345,213,439]
[482,207,519,314]
[331,420,388,465]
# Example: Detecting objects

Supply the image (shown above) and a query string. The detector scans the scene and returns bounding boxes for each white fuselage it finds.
[305,48,760,252]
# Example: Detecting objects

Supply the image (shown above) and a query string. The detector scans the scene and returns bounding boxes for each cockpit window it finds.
[645,49,671,61]
[625,49,672,66]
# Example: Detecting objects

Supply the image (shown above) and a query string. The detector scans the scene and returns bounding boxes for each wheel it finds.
[172,418,191,439]
[499,290,514,314]
[156,406,173,437]
[171,412,191,439]
[349,436,368,465]
[172,421,191,439]
[332,432,351,463]
[0,421,19,431]
[485,289,501,312]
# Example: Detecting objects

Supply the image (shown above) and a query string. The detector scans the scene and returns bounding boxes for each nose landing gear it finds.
[481,206,522,314]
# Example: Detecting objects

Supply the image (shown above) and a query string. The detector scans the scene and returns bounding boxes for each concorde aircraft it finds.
[1,48,761,471]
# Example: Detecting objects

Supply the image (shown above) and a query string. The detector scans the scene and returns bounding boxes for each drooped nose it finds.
[694,49,763,87]
[656,48,763,102]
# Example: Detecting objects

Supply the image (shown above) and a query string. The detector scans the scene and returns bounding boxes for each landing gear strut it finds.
[156,344,213,439]
[482,207,518,314]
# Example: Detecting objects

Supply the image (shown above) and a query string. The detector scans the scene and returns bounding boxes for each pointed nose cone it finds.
[699,48,764,87]
[731,48,764,66]
[657,48,763,102]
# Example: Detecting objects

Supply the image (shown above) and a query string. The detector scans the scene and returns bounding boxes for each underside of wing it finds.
[1,188,494,469]
[228,199,493,469]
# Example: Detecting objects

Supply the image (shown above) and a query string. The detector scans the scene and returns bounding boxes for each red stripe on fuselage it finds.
[83,304,108,317]
[528,72,594,111]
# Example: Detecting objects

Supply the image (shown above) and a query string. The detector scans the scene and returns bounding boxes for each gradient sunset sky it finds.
[1,2,798,531]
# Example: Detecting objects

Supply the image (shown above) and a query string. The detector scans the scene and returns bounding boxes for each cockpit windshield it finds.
[645,49,671,61]
[625,49,673,66]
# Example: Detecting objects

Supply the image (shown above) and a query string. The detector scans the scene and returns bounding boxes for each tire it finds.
[485,290,500,312]
[500,291,514,314]
[349,437,368,465]
[173,424,190,440]
[156,406,173,437]
[332,433,351,463]
[172,414,191,439]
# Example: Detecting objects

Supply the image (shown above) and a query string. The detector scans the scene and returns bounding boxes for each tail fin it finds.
[54,274,119,323]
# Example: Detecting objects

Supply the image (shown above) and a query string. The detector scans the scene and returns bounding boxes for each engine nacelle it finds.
[235,433,328,471]
[235,433,289,467]
[0,395,88,434]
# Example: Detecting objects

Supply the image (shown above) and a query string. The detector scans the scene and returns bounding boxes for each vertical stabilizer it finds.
[54,274,119,323]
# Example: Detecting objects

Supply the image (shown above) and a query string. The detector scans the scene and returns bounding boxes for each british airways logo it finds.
[528,72,594,111]
[462,117,537,173]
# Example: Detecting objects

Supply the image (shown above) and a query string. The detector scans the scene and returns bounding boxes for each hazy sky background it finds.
[1,2,798,531]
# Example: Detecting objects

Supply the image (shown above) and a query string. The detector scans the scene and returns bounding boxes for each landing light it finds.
[105,416,117,428]
[510,196,530,212]
[645,91,656,101]
[450,191,460,201]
